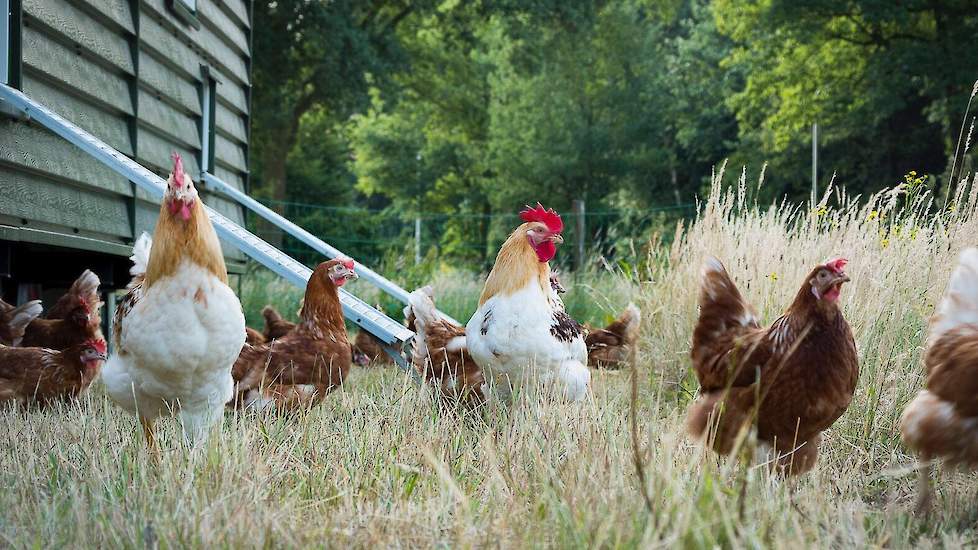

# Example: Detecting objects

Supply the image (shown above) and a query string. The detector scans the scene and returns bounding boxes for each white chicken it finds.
[465,204,589,401]
[102,153,245,447]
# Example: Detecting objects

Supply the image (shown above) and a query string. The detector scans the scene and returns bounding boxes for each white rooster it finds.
[465,204,589,401]
[103,153,245,447]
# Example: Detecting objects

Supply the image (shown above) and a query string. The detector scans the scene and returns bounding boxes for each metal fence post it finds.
[414,216,422,265]
[573,199,585,270]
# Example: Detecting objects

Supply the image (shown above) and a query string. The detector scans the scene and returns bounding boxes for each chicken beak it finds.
[550,233,564,244]
[97,352,108,361]
[347,269,359,281]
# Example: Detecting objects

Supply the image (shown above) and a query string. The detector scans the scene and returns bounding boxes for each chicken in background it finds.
[351,305,395,367]
[21,272,103,351]
[0,299,43,346]
[0,338,106,406]
[231,258,358,411]
[585,304,641,369]
[465,204,589,402]
[245,327,266,346]
[548,271,642,369]
[102,153,246,448]
[261,305,296,341]
[45,270,101,320]
[900,248,978,511]
[685,257,858,476]
[407,286,484,405]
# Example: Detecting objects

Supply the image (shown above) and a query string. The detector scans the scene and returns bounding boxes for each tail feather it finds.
[695,257,759,339]
[126,233,152,290]
[262,305,283,324]
[931,248,978,343]
[6,300,43,346]
[617,303,641,346]
[407,286,439,329]
[46,270,101,319]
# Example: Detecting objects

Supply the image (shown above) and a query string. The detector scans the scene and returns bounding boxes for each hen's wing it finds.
[691,257,775,390]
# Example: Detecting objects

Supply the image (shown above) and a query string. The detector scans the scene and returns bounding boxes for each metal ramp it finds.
[201,172,460,325]
[0,83,417,374]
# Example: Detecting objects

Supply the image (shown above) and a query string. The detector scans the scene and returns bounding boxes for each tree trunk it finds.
[257,95,314,248]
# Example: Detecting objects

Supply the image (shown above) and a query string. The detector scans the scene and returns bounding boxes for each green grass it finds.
[3,168,978,547]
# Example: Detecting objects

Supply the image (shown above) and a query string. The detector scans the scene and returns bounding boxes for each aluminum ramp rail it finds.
[0,83,419,377]
[200,172,460,326]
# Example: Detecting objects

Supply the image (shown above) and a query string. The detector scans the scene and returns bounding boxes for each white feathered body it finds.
[103,232,245,441]
[466,275,589,401]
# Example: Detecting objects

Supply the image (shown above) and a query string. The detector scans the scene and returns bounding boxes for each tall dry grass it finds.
[2,168,978,548]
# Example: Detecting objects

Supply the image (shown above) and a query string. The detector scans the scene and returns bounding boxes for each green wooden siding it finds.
[0,0,251,269]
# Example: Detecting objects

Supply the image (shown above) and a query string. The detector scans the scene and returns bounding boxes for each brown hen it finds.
[900,247,978,511]
[686,256,858,476]
[407,286,484,405]
[0,338,106,406]
[231,259,358,411]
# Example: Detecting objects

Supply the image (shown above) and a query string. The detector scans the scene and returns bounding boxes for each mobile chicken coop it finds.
[0,0,426,366]
[0,0,252,305]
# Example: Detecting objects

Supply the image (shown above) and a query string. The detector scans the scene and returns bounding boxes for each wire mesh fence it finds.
[247,197,697,271]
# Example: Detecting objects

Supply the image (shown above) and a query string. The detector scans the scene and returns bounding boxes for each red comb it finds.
[171,152,184,187]
[519,203,563,232]
[86,339,107,354]
[825,258,848,273]
[343,259,355,270]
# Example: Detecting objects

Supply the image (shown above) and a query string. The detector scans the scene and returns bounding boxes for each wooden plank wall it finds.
[0,0,251,267]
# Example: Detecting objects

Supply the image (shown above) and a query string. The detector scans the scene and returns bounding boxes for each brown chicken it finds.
[407,286,484,405]
[685,257,858,476]
[231,258,358,411]
[585,304,641,369]
[261,305,296,341]
[549,271,642,369]
[900,247,978,511]
[0,299,43,346]
[21,284,103,351]
[0,338,107,405]
[45,270,101,320]
[245,327,266,346]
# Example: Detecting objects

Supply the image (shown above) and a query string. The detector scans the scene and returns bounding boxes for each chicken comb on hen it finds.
[520,203,563,232]
[87,338,108,354]
[825,258,848,274]
[171,152,185,187]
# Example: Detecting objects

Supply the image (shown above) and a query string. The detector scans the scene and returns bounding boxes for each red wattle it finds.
[179,203,191,221]
[533,241,556,263]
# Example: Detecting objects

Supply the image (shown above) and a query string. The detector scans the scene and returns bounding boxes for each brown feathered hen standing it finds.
[686,256,858,476]
[21,272,103,351]
[900,247,978,511]
[231,258,358,411]
[407,286,484,405]
[0,338,107,405]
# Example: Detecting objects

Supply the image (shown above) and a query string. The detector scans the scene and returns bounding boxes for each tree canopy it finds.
[249,0,978,268]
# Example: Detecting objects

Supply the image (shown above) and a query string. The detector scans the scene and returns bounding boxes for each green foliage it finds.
[249,0,978,271]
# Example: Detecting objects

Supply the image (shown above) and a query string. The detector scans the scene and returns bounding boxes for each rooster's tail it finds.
[930,248,978,344]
